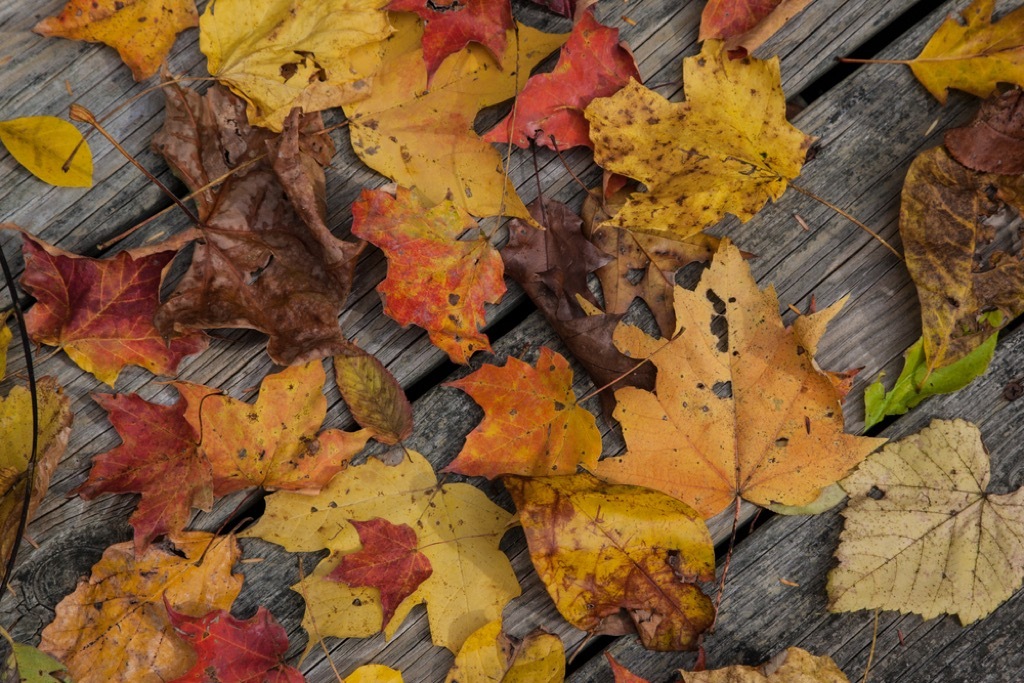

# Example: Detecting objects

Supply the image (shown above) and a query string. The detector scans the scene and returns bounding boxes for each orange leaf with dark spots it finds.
[483,11,639,151]
[166,603,304,683]
[445,347,601,478]
[175,362,371,496]
[76,392,213,556]
[19,234,208,387]
[386,0,513,80]
[328,518,433,629]
[352,187,506,364]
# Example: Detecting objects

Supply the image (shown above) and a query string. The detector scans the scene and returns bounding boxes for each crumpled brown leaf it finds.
[900,146,1024,370]
[152,82,364,365]
[502,199,654,418]
[946,87,1024,175]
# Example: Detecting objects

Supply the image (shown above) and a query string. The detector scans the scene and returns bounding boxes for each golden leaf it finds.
[0,117,92,187]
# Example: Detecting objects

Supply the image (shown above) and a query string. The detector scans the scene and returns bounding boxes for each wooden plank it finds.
[0,0,934,679]
[571,318,1024,682]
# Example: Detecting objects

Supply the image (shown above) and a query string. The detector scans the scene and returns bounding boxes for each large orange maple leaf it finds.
[595,242,885,518]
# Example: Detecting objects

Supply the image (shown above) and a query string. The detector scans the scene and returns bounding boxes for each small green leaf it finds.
[0,116,92,188]
[863,330,998,430]
[7,642,70,682]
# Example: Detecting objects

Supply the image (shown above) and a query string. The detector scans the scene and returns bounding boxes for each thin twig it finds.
[710,496,742,632]
[837,58,911,65]
[862,609,880,683]
[549,134,592,193]
[789,183,902,260]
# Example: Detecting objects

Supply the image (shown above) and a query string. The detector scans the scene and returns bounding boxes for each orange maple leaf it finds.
[352,187,506,364]
[445,347,601,478]
[595,242,884,518]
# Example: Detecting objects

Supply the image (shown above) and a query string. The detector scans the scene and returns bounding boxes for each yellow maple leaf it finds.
[910,0,1024,104]
[505,473,715,651]
[680,647,850,682]
[39,532,242,683]
[445,620,564,683]
[585,40,813,240]
[199,0,392,130]
[34,0,198,81]
[0,117,93,188]
[343,13,567,220]
[0,313,10,379]
[0,378,73,572]
[346,665,404,682]
[830,419,1024,625]
[595,241,884,519]
[243,449,520,653]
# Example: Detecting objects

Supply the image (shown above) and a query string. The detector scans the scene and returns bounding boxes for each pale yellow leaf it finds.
[0,117,92,187]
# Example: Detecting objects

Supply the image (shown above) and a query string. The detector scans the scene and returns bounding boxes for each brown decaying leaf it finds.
[506,473,715,651]
[502,198,654,418]
[945,87,1024,175]
[900,146,1024,371]
[606,653,650,682]
[680,647,850,682]
[0,378,73,573]
[334,353,413,445]
[39,532,242,683]
[596,241,884,518]
[151,82,364,366]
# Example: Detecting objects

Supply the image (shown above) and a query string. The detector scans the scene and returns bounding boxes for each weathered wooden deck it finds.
[1,0,1022,680]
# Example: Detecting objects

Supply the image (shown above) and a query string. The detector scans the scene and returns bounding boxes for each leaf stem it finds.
[710,496,742,632]
[788,182,903,260]
[836,58,911,65]
[862,609,880,683]
[0,242,37,609]
[69,104,201,227]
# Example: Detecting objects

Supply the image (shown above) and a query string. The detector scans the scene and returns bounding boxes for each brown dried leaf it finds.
[946,87,1024,175]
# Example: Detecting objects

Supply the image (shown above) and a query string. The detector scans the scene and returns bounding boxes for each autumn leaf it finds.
[333,353,413,444]
[585,40,813,239]
[74,392,212,555]
[152,84,365,365]
[900,146,1024,371]
[17,233,208,387]
[595,241,884,519]
[327,517,433,629]
[175,362,370,496]
[482,11,639,151]
[863,332,997,430]
[945,87,1024,174]
[198,0,391,130]
[387,0,513,80]
[909,0,1024,104]
[345,666,403,682]
[3,642,70,683]
[244,449,520,652]
[606,654,649,683]
[352,186,506,363]
[503,198,654,419]
[525,0,583,18]
[505,473,715,651]
[34,0,198,80]
[444,619,564,683]
[700,0,814,55]
[680,647,850,682]
[0,313,11,381]
[444,347,601,478]
[0,116,93,187]
[343,13,566,220]
[166,603,303,683]
[0,378,73,573]
[830,419,1024,625]
[39,532,243,683]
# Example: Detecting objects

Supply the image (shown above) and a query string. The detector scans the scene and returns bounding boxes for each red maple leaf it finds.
[483,11,639,151]
[386,0,513,79]
[327,518,433,629]
[20,234,208,386]
[166,602,304,683]
[700,0,782,40]
[75,392,213,556]
[351,187,505,364]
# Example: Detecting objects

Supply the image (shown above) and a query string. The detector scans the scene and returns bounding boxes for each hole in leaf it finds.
[712,381,732,399]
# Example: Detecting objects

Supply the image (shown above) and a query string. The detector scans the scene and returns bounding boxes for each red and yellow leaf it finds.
[20,234,208,387]
[328,518,433,629]
[352,187,506,364]
[445,347,601,478]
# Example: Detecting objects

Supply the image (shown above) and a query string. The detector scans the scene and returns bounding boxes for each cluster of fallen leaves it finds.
[0,0,1021,681]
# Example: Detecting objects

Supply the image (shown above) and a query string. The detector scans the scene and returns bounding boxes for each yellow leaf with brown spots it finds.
[199,0,392,130]
[585,40,812,240]
[505,473,715,651]
[34,0,198,81]
[343,13,566,220]
[445,619,565,683]
[174,362,371,495]
[244,449,519,653]
[680,647,849,682]
[595,241,884,519]
[39,532,242,683]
